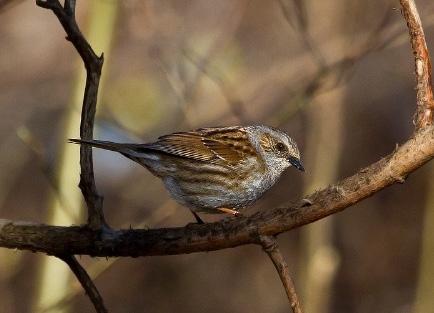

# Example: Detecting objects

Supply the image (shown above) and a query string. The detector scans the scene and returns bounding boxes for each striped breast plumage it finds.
[136,126,270,212]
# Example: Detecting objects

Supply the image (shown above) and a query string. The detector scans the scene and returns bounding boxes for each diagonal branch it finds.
[1,124,434,256]
[1,0,427,311]
[0,0,424,280]
[36,0,106,230]
[400,0,434,129]
[59,255,108,313]
[259,235,302,313]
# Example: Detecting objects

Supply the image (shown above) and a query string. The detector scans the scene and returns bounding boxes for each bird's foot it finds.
[217,207,242,217]
[301,198,313,207]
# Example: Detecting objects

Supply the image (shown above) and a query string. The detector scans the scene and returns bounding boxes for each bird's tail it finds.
[68,139,140,154]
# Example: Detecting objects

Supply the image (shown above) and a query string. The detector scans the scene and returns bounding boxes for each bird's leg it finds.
[217,207,242,217]
[190,209,205,224]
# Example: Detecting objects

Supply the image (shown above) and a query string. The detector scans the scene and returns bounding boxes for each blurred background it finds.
[1,0,434,312]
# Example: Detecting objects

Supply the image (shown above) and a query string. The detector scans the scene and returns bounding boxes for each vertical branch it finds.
[400,0,434,129]
[59,255,108,313]
[259,235,303,313]
[35,1,113,312]
[36,0,106,230]
[401,4,434,307]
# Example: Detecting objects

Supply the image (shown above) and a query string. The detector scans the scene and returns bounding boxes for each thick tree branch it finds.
[59,255,108,313]
[36,0,106,230]
[400,0,434,129]
[1,0,433,261]
[259,235,302,313]
[1,124,434,256]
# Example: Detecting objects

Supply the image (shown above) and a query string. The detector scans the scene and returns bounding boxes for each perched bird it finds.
[70,125,303,223]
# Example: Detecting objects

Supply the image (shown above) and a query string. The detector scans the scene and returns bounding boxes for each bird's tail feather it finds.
[69,139,163,176]
[68,139,142,154]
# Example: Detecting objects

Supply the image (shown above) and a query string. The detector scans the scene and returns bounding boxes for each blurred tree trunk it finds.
[413,162,434,313]
[298,90,342,313]
[0,134,30,310]
[297,2,362,310]
[33,1,119,312]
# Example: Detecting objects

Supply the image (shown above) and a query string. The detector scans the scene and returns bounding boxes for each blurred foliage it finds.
[104,77,167,134]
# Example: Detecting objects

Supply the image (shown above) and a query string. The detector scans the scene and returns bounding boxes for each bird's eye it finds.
[276,142,286,153]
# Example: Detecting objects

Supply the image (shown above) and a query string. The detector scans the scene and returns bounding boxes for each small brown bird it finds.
[70,125,303,223]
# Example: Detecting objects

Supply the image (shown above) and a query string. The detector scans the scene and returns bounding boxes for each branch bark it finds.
[60,255,108,313]
[36,0,106,230]
[35,1,108,312]
[259,235,302,313]
[3,0,432,311]
[400,0,434,129]
[1,123,434,256]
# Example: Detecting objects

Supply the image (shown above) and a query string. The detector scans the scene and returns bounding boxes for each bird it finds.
[69,125,304,224]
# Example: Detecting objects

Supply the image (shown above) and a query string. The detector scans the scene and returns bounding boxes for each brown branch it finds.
[400,0,434,129]
[59,255,108,313]
[259,235,302,313]
[36,0,106,230]
[35,1,108,312]
[0,0,433,260]
[1,123,434,256]
[0,0,427,310]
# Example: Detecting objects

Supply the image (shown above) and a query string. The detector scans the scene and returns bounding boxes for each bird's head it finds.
[249,125,304,173]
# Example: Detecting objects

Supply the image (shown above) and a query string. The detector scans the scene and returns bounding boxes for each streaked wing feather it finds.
[143,127,256,166]
[150,132,214,162]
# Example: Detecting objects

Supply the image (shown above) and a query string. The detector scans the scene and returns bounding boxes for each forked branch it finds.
[36,0,106,230]
[2,0,432,312]
[35,1,107,312]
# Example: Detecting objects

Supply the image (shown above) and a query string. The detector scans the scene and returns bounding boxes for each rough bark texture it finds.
[61,255,108,313]
[259,235,302,313]
[2,1,433,312]
[1,125,434,256]
[400,0,434,129]
[36,0,106,230]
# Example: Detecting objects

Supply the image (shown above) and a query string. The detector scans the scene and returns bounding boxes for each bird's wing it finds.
[143,127,257,166]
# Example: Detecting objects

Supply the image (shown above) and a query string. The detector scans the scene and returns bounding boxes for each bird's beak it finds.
[288,156,304,172]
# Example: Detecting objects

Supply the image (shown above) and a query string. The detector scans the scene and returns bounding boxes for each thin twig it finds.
[36,1,109,312]
[400,0,434,129]
[59,255,108,313]
[259,235,302,313]
[16,126,76,220]
[278,0,326,68]
[36,0,107,229]
[244,5,398,128]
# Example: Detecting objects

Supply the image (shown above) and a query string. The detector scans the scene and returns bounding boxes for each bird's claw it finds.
[301,198,313,207]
